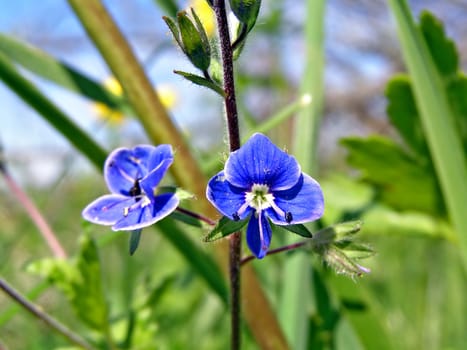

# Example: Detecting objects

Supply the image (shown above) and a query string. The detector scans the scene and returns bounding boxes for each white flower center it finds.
[234,183,291,223]
[245,184,274,212]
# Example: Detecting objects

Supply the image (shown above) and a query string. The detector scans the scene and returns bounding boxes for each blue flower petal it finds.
[266,173,324,225]
[82,194,137,225]
[112,193,179,231]
[206,171,252,220]
[140,158,174,201]
[104,146,155,195]
[224,133,301,191]
[146,144,174,172]
[246,212,272,259]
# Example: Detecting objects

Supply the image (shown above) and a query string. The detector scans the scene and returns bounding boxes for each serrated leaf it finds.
[447,75,467,153]
[174,70,225,96]
[203,216,248,242]
[386,75,428,157]
[419,11,458,78]
[280,223,313,238]
[129,229,142,255]
[341,136,442,215]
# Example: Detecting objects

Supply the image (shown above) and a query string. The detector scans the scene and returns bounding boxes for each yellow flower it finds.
[93,77,177,124]
[188,0,215,37]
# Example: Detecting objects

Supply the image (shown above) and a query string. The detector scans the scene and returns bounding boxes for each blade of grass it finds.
[0,33,131,114]
[278,1,326,349]
[387,0,467,264]
[0,51,107,169]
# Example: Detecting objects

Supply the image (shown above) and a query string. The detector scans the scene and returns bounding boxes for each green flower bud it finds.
[229,0,261,31]
[163,9,211,71]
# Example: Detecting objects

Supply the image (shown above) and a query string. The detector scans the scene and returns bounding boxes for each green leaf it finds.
[129,229,142,255]
[447,75,467,153]
[203,216,248,242]
[27,236,109,331]
[177,11,210,70]
[229,0,261,32]
[386,75,428,157]
[153,0,178,17]
[419,11,458,78]
[0,33,130,113]
[72,236,109,331]
[387,3,467,265]
[162,15,183,50]
[174,70,225,96]
[280,223,313,238]
[0,51,107,169]
[341,136,442,215]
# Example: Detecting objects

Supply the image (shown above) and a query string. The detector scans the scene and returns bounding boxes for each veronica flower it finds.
[82,145,179,230]
[207,133,324,259]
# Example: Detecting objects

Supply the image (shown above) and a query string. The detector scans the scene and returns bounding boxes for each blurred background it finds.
[1,1,466,349]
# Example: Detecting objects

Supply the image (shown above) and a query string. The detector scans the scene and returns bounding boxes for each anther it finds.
[232,213,240,221]
[129,178,142,197]
[285,211,293,223]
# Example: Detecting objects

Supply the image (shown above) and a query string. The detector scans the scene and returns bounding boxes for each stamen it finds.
[232,213,240,221]
[258,210,266,251]
[266,197,286,219]
[285,212,293,223]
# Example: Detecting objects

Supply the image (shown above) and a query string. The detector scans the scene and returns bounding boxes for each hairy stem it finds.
[240,241,309,266]
[0,278,94,350]
[213,1,241,349]
[176,206,216,226]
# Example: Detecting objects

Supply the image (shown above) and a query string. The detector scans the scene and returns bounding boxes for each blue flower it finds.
[82,145,179,231]
[206,133,324,259]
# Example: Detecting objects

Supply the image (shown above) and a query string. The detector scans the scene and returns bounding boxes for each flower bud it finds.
[163,9,211,71]
[229,0,261,31]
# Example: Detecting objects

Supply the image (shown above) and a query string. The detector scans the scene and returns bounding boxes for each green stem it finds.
[241,241,308,266]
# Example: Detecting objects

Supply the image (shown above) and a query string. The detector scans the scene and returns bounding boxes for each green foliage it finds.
[164,10,211,71]
[0,52,107,170]
[27,235,109,332]
[203,216,248,242]
[0,33,131,115]
[1,1,466,349]
[341,136,441,215]
[173,70,225,96]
